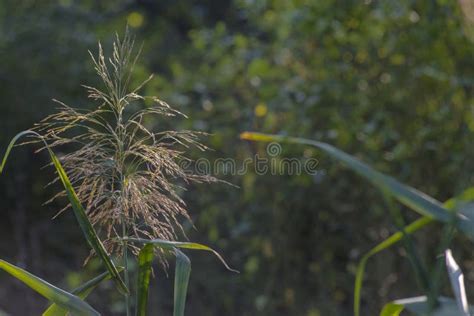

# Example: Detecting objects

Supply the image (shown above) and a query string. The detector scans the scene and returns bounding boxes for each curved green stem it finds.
[354,216,433,316]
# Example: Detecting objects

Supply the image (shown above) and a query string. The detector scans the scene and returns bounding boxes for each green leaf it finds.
[174,249,191,316]
[124,237,238,273]
[240,132,473,239]
[379,303,404,316]
[0,259,99,316]
[445,250,470,316]
[49,152,128,295]
[0,131,128,295]
[241,133,474,316]
[43,269,123,316]
[354,187,474,316]
[381,296,474,316]
[128,239,235,316]
[0,130,33,174]
[354,216,433,316]
[136,244,155,316]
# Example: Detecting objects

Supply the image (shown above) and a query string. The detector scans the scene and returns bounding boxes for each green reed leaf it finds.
[0,131,128,295]
[445,249,470,316]
[128,239,235,316]
[123,237,238,273]
[49,152,128,295]
[43,268,123,316]
[380,296,474,316]
[136,244,155,316]
[0,259,99,316]
[0,130,35,174]
[241,132,474,316]
[354,216,433,316]
[379,302,404,316]
[355,187,474,316]
[240,132,473,239]
[174,249,191,316]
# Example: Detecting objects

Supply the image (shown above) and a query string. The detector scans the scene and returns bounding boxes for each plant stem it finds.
[427,217,456,311]
[117,108,131,316]
[122,217,131,316]
[382,192,431,293]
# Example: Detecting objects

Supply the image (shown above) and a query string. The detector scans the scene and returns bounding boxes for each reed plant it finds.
[0,29,235,316]
[241,132,474,316]
[1,27,471,316]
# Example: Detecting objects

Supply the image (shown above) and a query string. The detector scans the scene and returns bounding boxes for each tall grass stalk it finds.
[0,29,234,315]
[37,29,215,248]
[34,29,216,312]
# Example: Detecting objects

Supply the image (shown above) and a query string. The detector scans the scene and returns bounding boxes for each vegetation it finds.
[1,1,474,315]
[241,131,474,315]
[0,32,235,315]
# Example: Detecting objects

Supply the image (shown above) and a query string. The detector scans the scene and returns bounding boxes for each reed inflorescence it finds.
[35,30,215,257]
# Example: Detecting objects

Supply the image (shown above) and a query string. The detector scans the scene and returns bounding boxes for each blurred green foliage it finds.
[0,0,473,315]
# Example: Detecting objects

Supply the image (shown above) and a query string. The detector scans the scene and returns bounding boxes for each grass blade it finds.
[240,132,473,239]
[124,237,238,273]
[381,193,431,294]
[136,244,155,316]
[379,302,404,316]
[126,238,235,316]
[381,296,474,316]
[0,131,128,295]
[174,249,191,316]
[445,249,470,316]
[0,259,99,316]
[49,152,128,295]
[241,132,474,315]
[0,130,33,173]
[354,216,433,316]
[43,268,123,316]
[354,187,474,316]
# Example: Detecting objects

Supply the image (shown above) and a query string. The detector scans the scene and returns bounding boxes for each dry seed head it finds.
[36,29,215,257]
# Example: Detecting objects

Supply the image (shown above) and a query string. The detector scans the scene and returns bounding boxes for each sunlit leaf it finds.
[124,237,238,273]
[174,249,191,316]
[43,268,123,316]
[381,296,474,316]
[127,238,235,316]
[379,302,404,316]
[445,250,469,316]
[241,132,474,316]
[136,244,155,316]
[0,131,128,295]
[354,216,433,316]
[0,259,99,316]
[355,188,474,316]
[240,132,473,239]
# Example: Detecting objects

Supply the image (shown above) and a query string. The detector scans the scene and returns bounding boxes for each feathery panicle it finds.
[35,30,215,257]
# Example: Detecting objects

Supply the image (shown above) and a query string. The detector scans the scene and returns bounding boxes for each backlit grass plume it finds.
[35,30,214,257]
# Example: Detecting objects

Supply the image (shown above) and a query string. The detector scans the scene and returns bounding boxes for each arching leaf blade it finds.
[0,259,99,316]
[380,302,404,316]
[0,131,128,295]
[445,250,470,316]
[381,296,474,316]
[124,237,238,273]
[174,249,191,316]
[240,132,473,239]
[43,268,123,316]
[354,216,434,316]
[136,244,155,316]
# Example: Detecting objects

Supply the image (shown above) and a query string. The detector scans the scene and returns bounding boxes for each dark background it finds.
[1,0,474,315]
